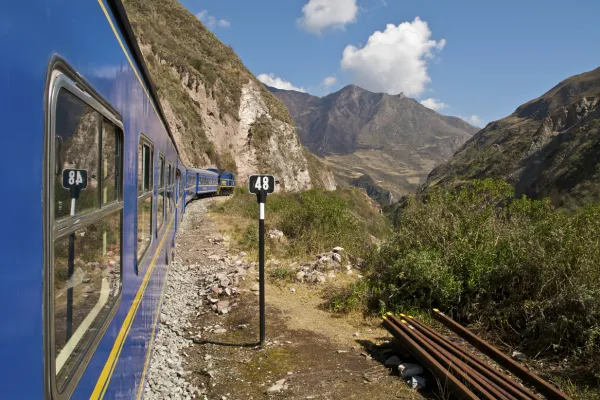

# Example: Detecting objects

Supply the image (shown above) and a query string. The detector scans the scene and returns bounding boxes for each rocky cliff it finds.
[122,0,335,191]
[424,66,600,209]
[268,85,478,199]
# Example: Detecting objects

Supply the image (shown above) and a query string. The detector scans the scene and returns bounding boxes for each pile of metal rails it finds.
[382,310,571,400]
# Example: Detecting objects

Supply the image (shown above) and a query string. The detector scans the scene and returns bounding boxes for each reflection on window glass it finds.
[102,120,118,205]
[53,212,121,391]
[137,195,152,260]
[137,143,144,195]
[138,143,153,195]
[157,191,164,230]
[159,156,164,187]
[54,90,100,220]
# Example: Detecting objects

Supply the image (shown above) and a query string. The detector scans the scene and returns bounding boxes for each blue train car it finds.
[184,168,218,202]
[206,168,236,195]
[0,0,215,398]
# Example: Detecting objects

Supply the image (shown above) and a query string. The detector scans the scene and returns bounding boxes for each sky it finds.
[179,0,600,128]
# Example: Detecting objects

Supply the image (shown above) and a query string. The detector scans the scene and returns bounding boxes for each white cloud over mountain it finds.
[458,115,482,126]
[258,73,306,92]
[420,98,448,111]
[322,76,337,88]
[341,17,445,97]
[298,0,358,35]
[196,10,230,29]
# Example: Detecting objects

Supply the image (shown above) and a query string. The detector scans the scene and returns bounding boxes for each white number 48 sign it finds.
[248,175,275,194]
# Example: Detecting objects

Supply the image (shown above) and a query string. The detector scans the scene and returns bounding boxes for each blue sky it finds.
[179,0,600,127]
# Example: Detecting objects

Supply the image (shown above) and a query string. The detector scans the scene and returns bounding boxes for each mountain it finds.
[423,67,600,209]
[268,85,479,199]
[122,0,335,190]
[350,174,394,206]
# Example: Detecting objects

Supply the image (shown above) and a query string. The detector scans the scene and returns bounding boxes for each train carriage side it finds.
[0,0,199,398]
[196,169,219,196]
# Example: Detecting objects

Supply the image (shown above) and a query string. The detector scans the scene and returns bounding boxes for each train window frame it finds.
[156,153,165,235]
[44,64,124,400]
[137,135,154,269]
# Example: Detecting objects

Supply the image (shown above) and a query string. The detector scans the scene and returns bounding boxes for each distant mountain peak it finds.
[268,83,478,199]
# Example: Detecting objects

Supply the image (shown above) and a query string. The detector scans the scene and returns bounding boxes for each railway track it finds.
[382,311,571,400]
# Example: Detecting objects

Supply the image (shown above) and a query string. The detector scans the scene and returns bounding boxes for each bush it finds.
[212,188,388,260]
[269,267,293,282]
[350,179,600,376]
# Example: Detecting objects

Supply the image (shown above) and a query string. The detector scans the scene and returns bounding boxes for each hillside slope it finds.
[122,0,335,191]
[423,67,600,208]
[268,85,478,198]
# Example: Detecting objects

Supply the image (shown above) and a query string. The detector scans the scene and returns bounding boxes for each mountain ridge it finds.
[423,66,600,209]
[267,83,479,199]
[122,0,336,191]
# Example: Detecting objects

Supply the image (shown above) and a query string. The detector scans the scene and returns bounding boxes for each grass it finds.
[330,179,600,382]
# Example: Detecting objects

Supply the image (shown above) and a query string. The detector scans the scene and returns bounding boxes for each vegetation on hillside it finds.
[423,67,600,210]
[123,0,292,169]
[330,179,600,379]
[211,188,390,260]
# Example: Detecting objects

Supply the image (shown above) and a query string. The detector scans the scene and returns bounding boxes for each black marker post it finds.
[62,168,88,340]
[248,174,275,347]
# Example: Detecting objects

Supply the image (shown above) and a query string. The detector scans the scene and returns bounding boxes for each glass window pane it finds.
[54,90,100,220]
[144,146,152,192]
[102,120,118,205]
[137,143,144,195]
[53,212,121,391]
[137,196,152,260]
[157,191,164,231]
[159,157,164,187]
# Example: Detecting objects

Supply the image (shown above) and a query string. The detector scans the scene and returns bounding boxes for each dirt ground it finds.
[172,198,431,400]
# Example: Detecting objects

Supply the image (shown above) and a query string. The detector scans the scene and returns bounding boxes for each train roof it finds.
[187,167,219,176]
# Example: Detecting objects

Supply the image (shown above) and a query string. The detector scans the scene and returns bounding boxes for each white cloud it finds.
[258,73,306,92]
[196,10,230,29]
[322,76,337,88]
[298,0,358,35]
[340,17,445,96]
[458,115,482,126]
[420,98,448,111]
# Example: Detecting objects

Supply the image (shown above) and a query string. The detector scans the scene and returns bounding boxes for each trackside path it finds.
[143,197,426,400]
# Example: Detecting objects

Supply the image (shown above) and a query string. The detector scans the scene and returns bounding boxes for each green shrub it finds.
[269,267,292,282]
[277,190,370,257]
[212,188,388,260]
[353,179,600,376]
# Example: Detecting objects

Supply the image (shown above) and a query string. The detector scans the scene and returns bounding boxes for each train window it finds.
[137,137,153,262]
[54,90,100,220]
[49,78,123,398]
[176,169,182,199]
[157,154,165,233]
[166,161,173,215]
[102,120,119,204]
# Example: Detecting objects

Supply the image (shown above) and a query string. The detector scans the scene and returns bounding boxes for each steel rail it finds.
[401,314,541,400]
[381,317,479,400]
[433,309,571,400]
[389,316,509,400]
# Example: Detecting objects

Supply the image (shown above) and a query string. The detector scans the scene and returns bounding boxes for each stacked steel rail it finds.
[382,310,571,400]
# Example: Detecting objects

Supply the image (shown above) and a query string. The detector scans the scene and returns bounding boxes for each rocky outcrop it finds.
[124,0,335,191]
